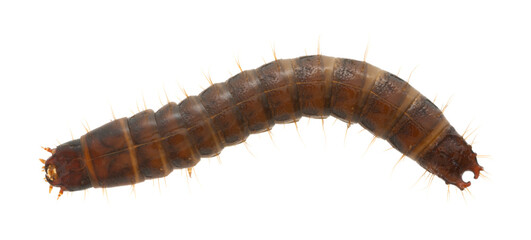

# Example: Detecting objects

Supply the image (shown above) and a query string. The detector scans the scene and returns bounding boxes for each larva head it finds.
[44,139,92,192]
[417,127,483,190]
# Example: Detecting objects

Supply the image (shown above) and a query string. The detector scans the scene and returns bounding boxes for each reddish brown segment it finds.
[44,55,483,194]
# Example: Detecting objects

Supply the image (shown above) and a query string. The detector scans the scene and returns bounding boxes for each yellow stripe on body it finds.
[80,135,100,188]
[118,118,141,184]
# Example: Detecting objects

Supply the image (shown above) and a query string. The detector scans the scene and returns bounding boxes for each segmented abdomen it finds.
[51,55,456,190]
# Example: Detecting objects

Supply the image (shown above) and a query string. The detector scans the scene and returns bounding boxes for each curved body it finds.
[44,55,482,194]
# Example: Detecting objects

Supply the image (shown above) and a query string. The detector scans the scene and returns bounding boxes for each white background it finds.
[1,0,528,239]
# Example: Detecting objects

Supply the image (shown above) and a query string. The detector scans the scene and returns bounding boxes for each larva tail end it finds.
[418,128,484,191]
[455,181,471,191]
[445,153,483,191]
[449,151,484,191]
[471,163,483,180]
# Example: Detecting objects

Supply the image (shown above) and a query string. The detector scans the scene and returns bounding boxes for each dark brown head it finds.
[417,127,483,190]
[44,139,92,192]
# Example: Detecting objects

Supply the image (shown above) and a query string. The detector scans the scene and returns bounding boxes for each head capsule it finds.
[44,139,92,192]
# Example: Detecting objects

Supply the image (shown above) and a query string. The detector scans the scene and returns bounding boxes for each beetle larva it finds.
[43,55,483,198]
